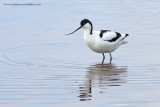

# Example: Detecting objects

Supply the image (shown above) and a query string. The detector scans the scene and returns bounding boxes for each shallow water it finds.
[0,0,160,107]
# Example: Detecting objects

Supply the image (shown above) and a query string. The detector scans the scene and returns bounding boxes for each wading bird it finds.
[66,19,129,64]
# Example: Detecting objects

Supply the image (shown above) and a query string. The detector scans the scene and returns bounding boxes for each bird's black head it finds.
[65,19,93,35]
[80,19,92,27]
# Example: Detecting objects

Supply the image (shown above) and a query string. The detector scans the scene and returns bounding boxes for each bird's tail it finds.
[122,34,129,40]
[121,34,129,44]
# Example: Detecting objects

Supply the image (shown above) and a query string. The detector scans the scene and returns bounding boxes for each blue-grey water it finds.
[0,0,160,107]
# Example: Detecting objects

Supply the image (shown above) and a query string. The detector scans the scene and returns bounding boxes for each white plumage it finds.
[66,19,129,64]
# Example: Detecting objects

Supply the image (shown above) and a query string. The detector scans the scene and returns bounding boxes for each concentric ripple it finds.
[1,43,88,69]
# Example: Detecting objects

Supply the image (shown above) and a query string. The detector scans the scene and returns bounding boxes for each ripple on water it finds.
[1,43,88,69]
[0,43,160,106]
[0,43,129,104]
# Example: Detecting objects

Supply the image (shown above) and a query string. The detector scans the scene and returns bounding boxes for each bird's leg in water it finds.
[102,53,105,64]
[109,53,112,64]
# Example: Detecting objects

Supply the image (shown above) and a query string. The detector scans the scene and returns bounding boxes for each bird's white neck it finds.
[83,28,92,35]
[82,23,93,35]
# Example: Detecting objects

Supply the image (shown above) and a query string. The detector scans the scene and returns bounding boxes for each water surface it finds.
[0,0,160,107]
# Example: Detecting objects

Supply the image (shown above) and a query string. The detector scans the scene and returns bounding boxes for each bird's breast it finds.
[84,34,102,53]
[84,34,94,47]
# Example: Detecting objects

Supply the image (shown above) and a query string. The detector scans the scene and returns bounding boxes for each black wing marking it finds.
[99,30,110,38]
[105,32,121,42]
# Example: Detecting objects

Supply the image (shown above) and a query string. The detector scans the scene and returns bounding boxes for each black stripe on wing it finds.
[105,32,121,42]
[99,30,110,38]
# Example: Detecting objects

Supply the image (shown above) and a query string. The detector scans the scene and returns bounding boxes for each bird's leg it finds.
[102,53,105,64]
[109,53,112,64]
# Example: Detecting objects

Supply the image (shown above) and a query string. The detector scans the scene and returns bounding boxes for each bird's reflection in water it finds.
[78,63,127,101]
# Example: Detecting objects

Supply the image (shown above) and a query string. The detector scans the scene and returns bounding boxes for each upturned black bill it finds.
[65,26,82,35]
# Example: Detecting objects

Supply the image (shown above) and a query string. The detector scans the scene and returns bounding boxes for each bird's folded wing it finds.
[101,31,121,42]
